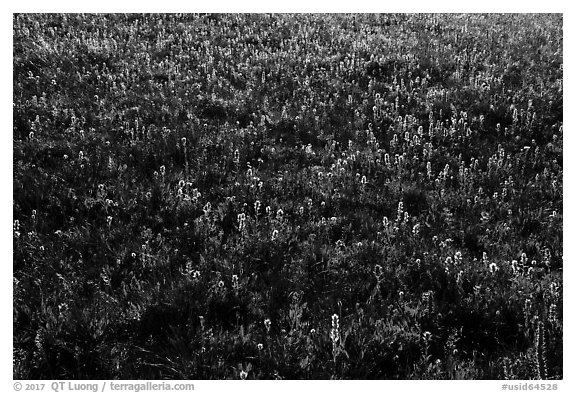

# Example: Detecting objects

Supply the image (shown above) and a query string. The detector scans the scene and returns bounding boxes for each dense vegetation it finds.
[13,14,562,379]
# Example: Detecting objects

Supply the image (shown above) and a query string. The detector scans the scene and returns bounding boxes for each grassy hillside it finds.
[13,13,562,379]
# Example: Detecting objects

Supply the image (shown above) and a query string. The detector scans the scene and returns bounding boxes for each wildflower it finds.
[218,280,225,288]
[239,370,248,380]
[549,304,558,324]
[34,328,43,351]
[330,314,340,344]
[271,229,279,241]
[106,216,113,227]
[237,213,246,231]
[276,209,284,220]
[412,223,420,235]
[58,303,68,314]
[257,343,263,351]
[254,200,261,214]
[373,264,383,280]
[511,260,518,274]
[203,202,212,215]
[454,251,462,264]
[397,201,404,222]
[232,274,239,288]
[423,331,432,342]
[264,318,271,333]
[383,216,389,227]
[310,328,316,335]
[489,262,499,274]
[456,270,464,285]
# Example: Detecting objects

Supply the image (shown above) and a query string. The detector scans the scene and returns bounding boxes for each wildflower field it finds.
[13,14,562,379]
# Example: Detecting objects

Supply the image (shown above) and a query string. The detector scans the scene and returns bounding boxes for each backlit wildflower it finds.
[203,202,212,215]
[489,262,499,274]
[397,201,404,222]
[330,314,340,344]
[271,229,279,241]
[454,251,462,264]
[238,213,246,231]
[423,331,432,342]
[511,260,519,274]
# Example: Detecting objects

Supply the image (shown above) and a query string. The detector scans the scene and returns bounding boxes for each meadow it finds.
[13,13,563,379]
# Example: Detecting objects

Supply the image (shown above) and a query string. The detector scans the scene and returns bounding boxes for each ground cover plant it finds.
[13,13,562,379]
